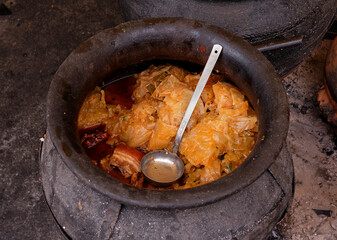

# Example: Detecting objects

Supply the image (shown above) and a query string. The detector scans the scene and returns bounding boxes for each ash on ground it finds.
[271,40,337,240]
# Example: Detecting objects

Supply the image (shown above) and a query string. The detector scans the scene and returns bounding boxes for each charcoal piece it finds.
[312,209,332,217]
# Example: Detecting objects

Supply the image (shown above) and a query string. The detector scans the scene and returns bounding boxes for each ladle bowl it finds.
[141,150,185,186]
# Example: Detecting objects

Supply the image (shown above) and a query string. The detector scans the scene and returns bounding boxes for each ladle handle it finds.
[172,44,223,154]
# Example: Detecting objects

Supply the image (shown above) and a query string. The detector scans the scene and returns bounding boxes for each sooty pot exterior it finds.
[46,18,289,208]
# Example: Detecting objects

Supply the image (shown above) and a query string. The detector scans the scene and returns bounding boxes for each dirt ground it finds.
[0,0,336,238]
[273,40,337,240]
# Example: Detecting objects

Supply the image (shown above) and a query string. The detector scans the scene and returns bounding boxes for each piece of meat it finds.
[101,143,144,177]
[130,172,145,188]
[81,131,108,149]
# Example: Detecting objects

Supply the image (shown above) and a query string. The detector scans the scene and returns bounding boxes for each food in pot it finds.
[77,64,258,189]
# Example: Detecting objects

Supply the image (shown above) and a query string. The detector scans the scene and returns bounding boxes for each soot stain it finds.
[62,142,72,157]
[55,126,61,139]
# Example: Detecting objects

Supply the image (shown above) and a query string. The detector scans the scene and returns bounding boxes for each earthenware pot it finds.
[46,18,289,208]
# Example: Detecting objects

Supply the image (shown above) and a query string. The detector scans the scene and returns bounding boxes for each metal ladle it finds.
[141,44,223,185]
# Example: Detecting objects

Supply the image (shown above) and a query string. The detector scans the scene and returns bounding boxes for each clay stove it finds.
[41,18,292,239]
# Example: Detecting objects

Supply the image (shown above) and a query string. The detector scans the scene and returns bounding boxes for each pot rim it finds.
[46,17,289,209]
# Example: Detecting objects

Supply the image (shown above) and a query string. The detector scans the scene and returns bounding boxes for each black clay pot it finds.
[119,0,337,77]
[46,18,289,209]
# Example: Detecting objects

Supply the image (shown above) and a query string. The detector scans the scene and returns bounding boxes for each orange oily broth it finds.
[77,65,258,189]
[104,75,137,107]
